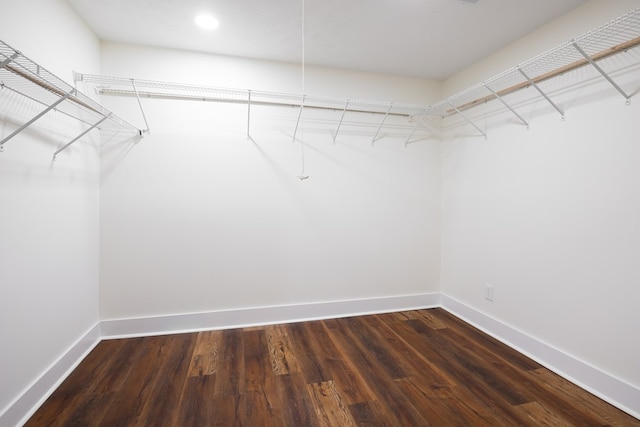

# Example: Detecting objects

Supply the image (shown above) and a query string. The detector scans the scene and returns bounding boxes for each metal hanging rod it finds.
[425,8,640,127]
[76,73,430,119]
[0,39,142,154]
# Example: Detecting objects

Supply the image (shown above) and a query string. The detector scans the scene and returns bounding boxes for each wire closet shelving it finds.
[75,8,640,142]
[74,73,433,143]
[0,40,142,158]
[426,8,640,137]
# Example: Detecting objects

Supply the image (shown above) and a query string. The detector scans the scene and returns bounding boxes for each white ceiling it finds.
[67,0,588,80]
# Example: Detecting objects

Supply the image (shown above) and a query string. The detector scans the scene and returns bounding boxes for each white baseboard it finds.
[100,293,441,338]
[440,294,640,420]
[0,322,101,427]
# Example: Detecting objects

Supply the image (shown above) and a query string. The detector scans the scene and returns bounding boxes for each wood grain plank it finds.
[276,373,320,427]
[287,322,331,385]
[348,400,398,427]
[307,380,356,427]
[213,329,245,398]
[187,330,222,377]
[516,401,575,426]
[135,333,197,426]
[264,323,300,375]
[324,318,430,426]
[240,329,285,425]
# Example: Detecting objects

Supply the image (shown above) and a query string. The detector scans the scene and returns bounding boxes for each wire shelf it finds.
[428,8,640,122]
[0,39,142,151]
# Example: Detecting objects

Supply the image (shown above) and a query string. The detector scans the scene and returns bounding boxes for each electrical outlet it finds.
[485,284,494,302]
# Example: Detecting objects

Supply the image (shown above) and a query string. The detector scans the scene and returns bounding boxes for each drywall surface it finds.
[441,24,640,398]
[443,0,640,97]
[0,0,101,417]
[98,43,442,319]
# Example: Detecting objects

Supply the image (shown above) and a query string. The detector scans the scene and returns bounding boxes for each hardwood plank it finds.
[324,318,431,426]
[318,321,377,405]
[174,375,217,426]
[348,400,398,426]
[264,323,300,375]
[212,329,245,398]
[516,401,575,426]
[276,373,320,427]
[187,330,222,377]
[336,316,410,380]
[286,322,332,385]
[241,329,285,425]
[135,333,197,426]
[307,380,356,427]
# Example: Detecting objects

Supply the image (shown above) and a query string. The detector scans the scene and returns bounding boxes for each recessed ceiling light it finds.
[195,14,219,30]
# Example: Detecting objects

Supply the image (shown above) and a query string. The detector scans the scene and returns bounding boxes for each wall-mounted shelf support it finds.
[372,103,393,145]
[484,84,529,127]
[405,118,423,147]
[247,90,252,138]
[333,99,349,144]
[131,79,150,134]
[292,95,306,142]
[571,40,632,104]
[517,68,564,120]
[53,116,108,159]
[0,89,75,149]
[446,100,487,138]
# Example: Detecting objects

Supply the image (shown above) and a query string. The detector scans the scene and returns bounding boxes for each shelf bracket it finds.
[131,79,150,134]
[518,67,564,119]
[53,116,108,159]
[247,90,251,138]
[333,99,350,144]
[447,100,487,138]
[0,89,75,149]
[484,84,529,127]
[572,40,631,104]
[405,117,424,147]
[372,103,393,145]
[292,95,306,142]
[0,52,20,69]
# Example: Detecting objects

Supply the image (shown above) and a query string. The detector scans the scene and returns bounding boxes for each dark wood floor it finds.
[26,308,639,426]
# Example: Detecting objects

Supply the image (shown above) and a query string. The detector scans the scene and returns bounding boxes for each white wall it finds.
[98,43,442,320]
[441,0,640,399]
[0,0,101,420]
